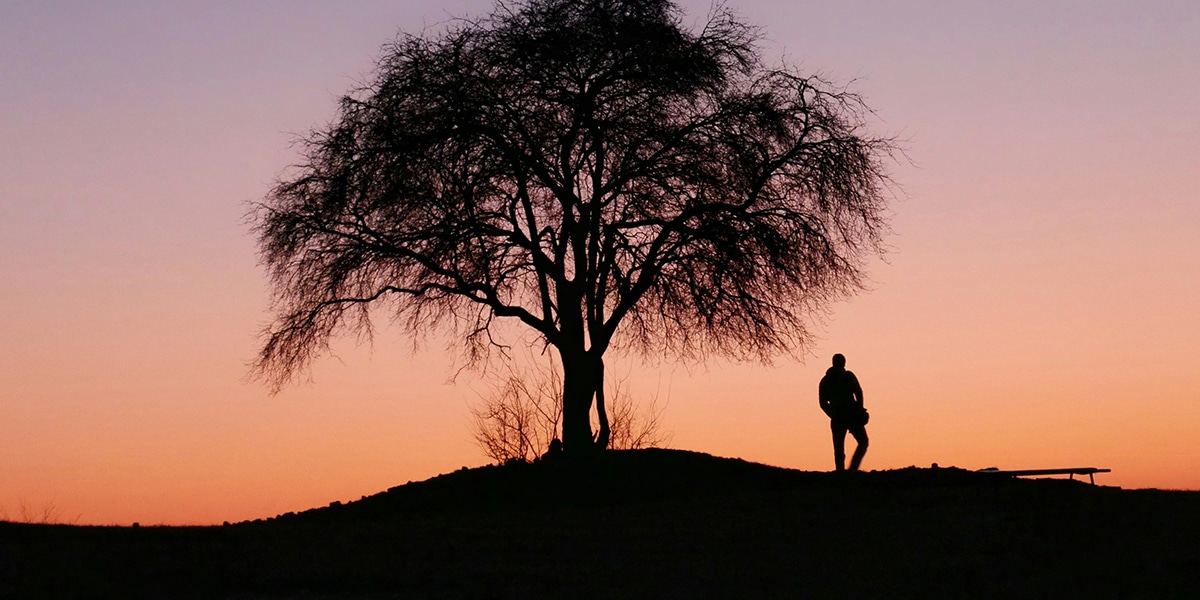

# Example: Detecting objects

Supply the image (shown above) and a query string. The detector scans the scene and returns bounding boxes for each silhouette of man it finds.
[819,353,868,471]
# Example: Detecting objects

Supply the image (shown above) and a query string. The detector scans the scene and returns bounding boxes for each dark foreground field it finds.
[3,449,1198,599]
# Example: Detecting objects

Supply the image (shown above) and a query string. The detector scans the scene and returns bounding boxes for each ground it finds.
[3,449,1198,598]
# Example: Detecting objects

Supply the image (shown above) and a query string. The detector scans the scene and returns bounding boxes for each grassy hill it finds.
[3,449,1198,598]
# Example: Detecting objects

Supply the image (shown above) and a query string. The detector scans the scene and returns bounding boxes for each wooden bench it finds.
[977,467,1111,485]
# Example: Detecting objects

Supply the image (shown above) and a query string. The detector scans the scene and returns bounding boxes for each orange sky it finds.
[2,1,1198,525]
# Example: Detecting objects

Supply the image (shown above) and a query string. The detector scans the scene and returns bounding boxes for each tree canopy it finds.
[253,0,895,452]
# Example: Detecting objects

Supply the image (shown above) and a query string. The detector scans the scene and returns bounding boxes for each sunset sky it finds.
[3,0,1197,525]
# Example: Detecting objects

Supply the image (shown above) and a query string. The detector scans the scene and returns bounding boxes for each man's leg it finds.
[848,425,869,471]
[831,422,848,471]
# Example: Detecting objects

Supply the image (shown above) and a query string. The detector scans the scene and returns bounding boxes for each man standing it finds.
[819,353,869,471]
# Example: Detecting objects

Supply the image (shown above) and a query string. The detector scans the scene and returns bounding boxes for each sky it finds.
[2,0,1197,525]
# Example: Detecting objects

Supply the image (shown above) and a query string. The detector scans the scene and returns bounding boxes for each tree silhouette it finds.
[253,0,895,453]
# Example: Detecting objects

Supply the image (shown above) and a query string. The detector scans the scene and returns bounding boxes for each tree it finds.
[253,0,895,454]
[472,355,670,464]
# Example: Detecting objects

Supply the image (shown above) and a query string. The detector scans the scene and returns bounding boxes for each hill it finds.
[3,449,1198,598]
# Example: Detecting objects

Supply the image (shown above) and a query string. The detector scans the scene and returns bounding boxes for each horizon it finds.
[2,0,1197,526]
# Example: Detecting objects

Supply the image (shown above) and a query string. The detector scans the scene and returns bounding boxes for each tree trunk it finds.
[559,349,596,454]
[593,357,610,450]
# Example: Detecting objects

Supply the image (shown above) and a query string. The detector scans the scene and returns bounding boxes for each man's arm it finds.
[818,377,834,416]
[848,372,864,405]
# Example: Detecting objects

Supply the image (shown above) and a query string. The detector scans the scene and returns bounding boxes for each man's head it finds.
[832,353,846,369]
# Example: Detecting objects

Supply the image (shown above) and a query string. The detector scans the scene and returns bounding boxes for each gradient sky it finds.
[2,0,1197,525]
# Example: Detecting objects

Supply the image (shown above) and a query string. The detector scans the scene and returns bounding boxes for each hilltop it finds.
[3,449,1198,598]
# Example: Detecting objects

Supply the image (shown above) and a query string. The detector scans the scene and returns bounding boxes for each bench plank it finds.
[977,467,1111,484]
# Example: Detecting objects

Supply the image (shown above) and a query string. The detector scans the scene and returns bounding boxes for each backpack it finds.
[849,403,870,427]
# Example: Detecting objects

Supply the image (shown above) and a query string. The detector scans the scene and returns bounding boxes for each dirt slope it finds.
[3,449,1197,598]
